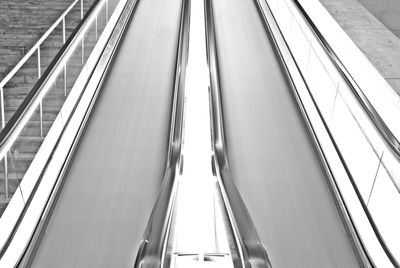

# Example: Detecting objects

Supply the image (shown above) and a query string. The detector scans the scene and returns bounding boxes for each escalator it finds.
[207,0,371,266]
[16,0,184,266]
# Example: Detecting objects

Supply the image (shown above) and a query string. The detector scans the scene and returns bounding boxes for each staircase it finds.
[0,0,97,214]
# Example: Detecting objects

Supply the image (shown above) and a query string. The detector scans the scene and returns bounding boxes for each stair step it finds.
[0,158,34,175]
[0,176,22,193]
[3,78,76,94]
[5,93,67,108]
[0,172,26,181]
[10,136,44,154]
[19,121,53,137]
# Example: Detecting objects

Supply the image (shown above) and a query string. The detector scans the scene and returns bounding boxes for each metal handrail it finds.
[0,0,94,132]
[0,0,79,89]
[0,0,100,255]
[290,0,400,163]
[14,0,136,265]
[0,0,117,263]
[0,0,101,158]
[0,0,102,204]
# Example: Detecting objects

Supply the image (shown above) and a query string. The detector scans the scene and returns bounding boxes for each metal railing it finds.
[0,0,115,142]
[0,0,94,203]
[259,0,400,266]
[0,0,112,203]
[1,0,82,130]
[14,0,136,265]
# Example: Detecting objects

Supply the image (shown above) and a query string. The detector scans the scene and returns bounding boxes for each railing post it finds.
[62,17,66,44]
[81,0,84,19]
[64,66,67,96]
[106,0,109,21]
[39,101,43,138]
[62,14,67,92]
[95,15,98,40]
[0,87,6,200]
[0,87,5,130]
[80,0,84,65]
[82,36,85,64]
[4,154,8,200]
[37,46,41,78]
[0,86,7,199]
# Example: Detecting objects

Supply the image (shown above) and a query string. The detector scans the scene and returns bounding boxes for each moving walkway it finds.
[0,0,184,265]
[207,0,366,266]
[20,0,183,266]
[0,0,399,266]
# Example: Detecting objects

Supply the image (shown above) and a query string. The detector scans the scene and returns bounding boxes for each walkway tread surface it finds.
[27,0,182,266]
[212,0,363,266]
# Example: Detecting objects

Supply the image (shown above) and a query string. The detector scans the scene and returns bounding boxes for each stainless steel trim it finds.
[205,0,273,267]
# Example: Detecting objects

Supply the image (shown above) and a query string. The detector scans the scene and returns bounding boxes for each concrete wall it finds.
[357,0,400,38]
[0,0,96,81]
[320,0,400,95]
